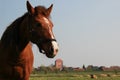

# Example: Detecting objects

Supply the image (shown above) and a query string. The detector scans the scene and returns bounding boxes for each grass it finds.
[30,71,120,80]
[30,76,120,80]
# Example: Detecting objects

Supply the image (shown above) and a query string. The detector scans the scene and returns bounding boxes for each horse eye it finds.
[36,23,42,27]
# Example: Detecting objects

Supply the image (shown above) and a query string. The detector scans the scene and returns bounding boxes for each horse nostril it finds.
[50,46,58,54]
[50,47,54,52]
[56,48,58,53]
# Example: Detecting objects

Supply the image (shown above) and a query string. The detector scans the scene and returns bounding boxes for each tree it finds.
[83,64,86,71]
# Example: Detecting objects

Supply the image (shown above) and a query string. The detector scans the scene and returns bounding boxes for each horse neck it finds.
[1,13,30,52]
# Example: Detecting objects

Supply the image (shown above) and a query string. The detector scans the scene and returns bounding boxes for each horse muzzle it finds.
[46,41,59,58]
[37,39,59,58]
[45,41,59,58]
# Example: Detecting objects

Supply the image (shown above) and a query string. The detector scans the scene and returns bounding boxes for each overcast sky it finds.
[1,0,120,68]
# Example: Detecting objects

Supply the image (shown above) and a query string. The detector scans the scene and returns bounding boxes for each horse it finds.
[0,1,59,80]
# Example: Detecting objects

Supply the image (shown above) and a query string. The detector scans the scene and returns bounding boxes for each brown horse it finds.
[0,1,59,80]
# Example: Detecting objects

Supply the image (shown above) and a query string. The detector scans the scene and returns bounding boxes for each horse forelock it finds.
[35,6,51,18]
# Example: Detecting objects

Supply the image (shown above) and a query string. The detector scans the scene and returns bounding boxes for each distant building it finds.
[55,59,63,70]
[100,66,120,71]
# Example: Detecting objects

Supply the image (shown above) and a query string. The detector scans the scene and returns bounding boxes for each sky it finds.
[1,0,120,68]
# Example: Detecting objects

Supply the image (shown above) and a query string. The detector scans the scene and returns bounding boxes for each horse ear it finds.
[47,4,53,16]
[26,1,35,15]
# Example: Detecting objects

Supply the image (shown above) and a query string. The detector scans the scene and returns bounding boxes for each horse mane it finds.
[0,13,29,47]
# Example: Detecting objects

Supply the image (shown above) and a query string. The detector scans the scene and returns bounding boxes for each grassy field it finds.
[30,71,120,80]
[30,76,120,80]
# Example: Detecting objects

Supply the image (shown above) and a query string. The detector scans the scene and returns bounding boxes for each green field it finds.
[30,76,120,80]
[30,71,120,80]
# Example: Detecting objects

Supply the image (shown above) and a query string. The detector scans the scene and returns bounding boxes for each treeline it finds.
[32,65,62,74]
[32,65,120,74]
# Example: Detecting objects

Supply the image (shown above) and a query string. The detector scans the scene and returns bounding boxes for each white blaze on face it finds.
[43,17,54,39]
[43,17,59,55]
[52,41,59,55]
[43,17,50,24]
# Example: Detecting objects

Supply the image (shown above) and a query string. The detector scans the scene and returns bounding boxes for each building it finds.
[55,59,63,70]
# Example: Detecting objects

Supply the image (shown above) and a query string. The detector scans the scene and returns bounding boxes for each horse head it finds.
[26,1,59,58]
